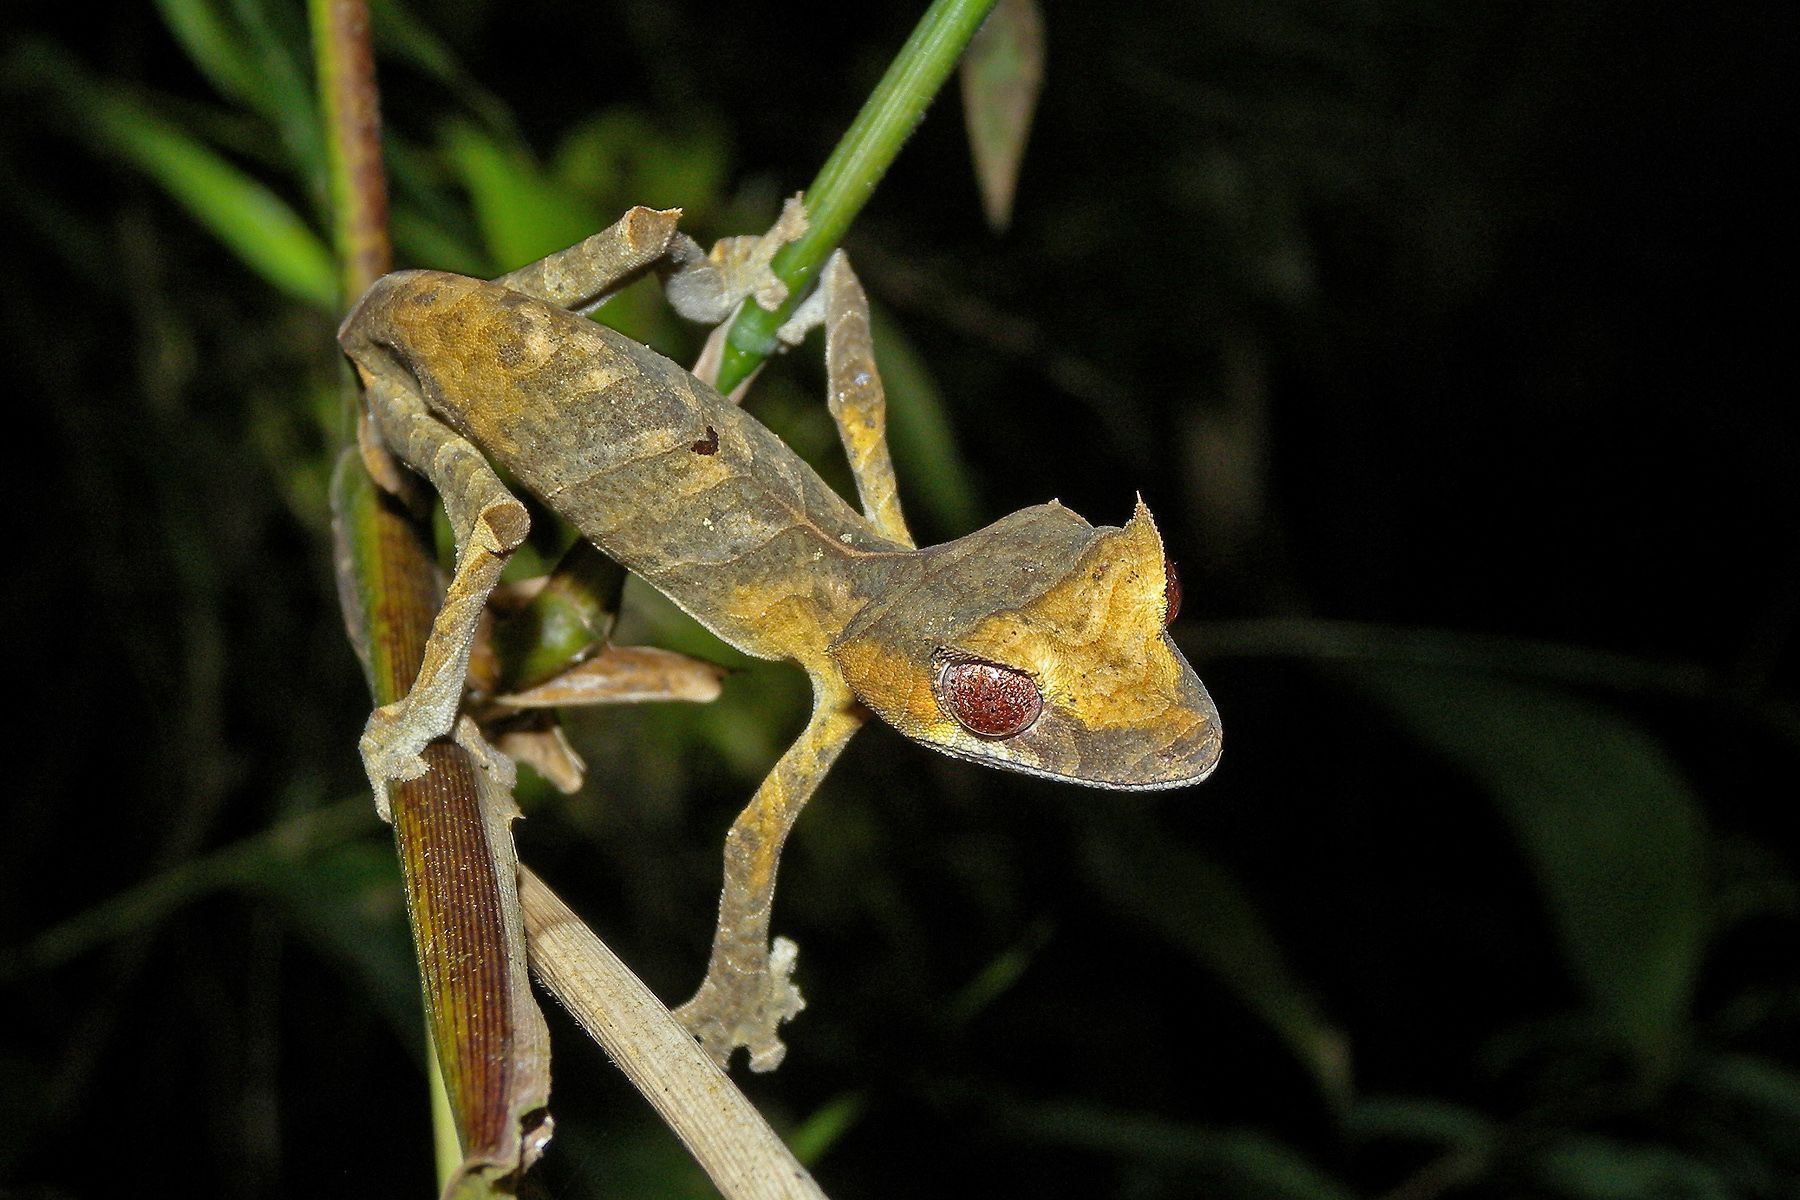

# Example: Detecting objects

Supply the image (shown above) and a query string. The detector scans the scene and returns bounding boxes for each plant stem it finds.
[313,1,490,1187]
[713,0,999,393]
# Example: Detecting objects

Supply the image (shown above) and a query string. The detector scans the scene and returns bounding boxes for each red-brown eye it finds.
[1164,559,1182,626]
[935,657,1042,738]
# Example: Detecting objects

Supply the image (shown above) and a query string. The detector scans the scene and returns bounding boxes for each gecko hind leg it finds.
[356,373,530,817]
[492,207,683,312]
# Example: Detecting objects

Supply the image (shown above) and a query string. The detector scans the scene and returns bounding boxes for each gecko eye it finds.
[935,656,1042,738]
[1164,559,1182,626]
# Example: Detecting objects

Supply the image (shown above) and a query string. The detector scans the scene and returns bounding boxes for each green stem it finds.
[713,0,999,393]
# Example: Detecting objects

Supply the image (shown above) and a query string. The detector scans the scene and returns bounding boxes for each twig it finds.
[520,867,830,1200]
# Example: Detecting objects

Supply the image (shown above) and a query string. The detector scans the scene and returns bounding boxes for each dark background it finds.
[2,1,1794,1197]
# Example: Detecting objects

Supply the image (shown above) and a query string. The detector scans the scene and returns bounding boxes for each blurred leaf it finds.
[553,1121,712,1200]
[958,0,1043,231]
[369,0,517,139]
[552,110,731,220]
[869,309,982,533]
[220,0,326,191]
[1709,833,1800,933]
[152,0,265,109]
[155,0,325,192]
[382,132,486,256]
[1360,667,1706,1061]
[1346,1095,1497,1152]
[1686,1053,1800,1175]
[8,41,336,307]
[997,1101,1358,1199]
[1082,818,1352,1106]
[390,205,490,277]
[1530,1135,1733,1200]
[945,919,1052,1025]
[5,800,373,980]
[784,1092,866,1165]
[93,95,336,307]
[255,838,419,1043]
[441,120,601,272]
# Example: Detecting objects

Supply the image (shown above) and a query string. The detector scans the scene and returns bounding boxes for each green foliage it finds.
[1360,667,1706,1062]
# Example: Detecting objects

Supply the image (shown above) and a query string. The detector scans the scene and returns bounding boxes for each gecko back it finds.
[342,269,902,664]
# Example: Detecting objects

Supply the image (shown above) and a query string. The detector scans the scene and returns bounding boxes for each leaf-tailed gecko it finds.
[338,207,1222,1071]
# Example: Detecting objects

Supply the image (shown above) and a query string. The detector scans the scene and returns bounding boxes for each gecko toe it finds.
[673,938,807,1073]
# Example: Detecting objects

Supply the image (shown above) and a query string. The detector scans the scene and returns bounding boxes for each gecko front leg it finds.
[675,687,866,1071]
[781,252,914,548]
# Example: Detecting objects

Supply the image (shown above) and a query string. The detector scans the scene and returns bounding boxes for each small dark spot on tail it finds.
[691,426,719,455]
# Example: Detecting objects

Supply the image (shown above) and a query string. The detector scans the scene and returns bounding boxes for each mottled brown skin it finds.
[340,209,1222,1071]
[345,269,905,673]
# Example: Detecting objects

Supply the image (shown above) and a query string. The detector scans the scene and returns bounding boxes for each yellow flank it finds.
[721,575,846,670]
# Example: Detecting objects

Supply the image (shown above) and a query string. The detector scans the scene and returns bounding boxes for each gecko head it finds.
[831,499,1221,790]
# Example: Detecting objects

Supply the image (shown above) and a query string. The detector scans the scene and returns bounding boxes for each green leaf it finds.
[440,120,602,272]
[1359,667,1706,1061]
[944,919,1052,1025]
[784,1093,866,1165]
[228,0,328,191]
[368,0,518,141]
[1687,1053,1800,1173]
[254,839,419,1043]
[152,0,266,109]
[998,1102,1358,1199]
[3,800,373,981]
[390,206,489,277]
[1530,1135,1733,1200]
[154,0,325,191]
[1346,1095,1497,1152]
[1081,818,1352,1106]
[551,111,731,218]
[91,95,336,307]
[958,0,1044,231]
[8,40,334,306]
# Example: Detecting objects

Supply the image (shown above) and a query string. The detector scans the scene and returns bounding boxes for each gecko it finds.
[339,206,1222,1072]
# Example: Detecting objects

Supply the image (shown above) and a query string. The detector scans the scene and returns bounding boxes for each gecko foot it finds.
[672,936,805,1073]
[358,701,434,816]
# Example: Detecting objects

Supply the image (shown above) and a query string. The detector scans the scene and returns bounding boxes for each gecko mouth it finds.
[921,714,1222,792]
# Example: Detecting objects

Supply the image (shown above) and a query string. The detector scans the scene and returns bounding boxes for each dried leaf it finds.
[494,643,727,708]
[391,726,552,1194]
[958,0,1044,232]
[493,719,586,795]
[519,868,829,1200]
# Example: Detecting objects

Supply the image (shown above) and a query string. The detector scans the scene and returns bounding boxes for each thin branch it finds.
[713,0,1000,393]
[520,867,831,1200]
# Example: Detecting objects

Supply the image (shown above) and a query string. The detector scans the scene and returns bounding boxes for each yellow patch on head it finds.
[958,500,1180,731]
